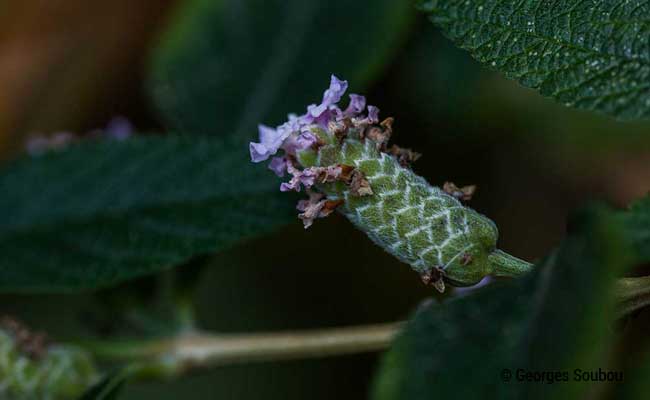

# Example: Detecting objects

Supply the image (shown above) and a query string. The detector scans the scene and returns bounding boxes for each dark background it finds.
[1,0,649,398]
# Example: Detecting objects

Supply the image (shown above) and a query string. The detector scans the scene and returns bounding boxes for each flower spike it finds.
[249,76,532,291]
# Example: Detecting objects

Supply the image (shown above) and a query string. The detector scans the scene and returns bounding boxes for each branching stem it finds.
[79,322,402,379]
[76,271,650,382]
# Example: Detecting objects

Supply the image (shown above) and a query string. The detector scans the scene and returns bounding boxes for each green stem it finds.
[488,249,535,278]
[486,250,650,319]
[75,273,650,383]
[78,322,401,380]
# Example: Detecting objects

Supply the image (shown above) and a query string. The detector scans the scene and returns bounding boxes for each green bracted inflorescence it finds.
[252,75,533,291]
[0,329,97,400]
[296,127,532,291]
[309,138,500,289]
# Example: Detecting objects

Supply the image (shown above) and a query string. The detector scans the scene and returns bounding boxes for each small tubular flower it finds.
[249,75,532,291]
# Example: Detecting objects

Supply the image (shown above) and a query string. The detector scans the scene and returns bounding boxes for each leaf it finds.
[372,208,630,400]
[372,280,532,400]
[0,136,294,292]
[149,0,414,136]
[514,209,631,399]
[77,368,133,400]
[420,0,650,120]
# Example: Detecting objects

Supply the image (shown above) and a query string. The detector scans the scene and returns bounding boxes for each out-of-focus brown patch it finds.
[0,0,180,160]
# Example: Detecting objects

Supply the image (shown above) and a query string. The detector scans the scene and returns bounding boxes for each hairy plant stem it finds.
[489,249,534,277]
[78,322,402,380]
[488,251,650,318]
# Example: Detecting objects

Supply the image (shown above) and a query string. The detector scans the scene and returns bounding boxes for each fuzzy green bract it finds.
[311,138,498,286]
[0,330,96,400]
[420,0,650,120]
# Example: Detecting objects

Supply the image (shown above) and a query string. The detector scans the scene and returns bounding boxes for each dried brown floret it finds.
[443,181,477,202]
[338,164,356,182]
[297,191,326,229]
[460,253,473,266]
[420,267,446,293]
[349,170,373,197]
[388,144,422,167]
[363,117,394,150]
[329,118,352,143]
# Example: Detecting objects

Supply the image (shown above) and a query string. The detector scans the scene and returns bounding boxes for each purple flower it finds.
[298,168,317,188]
[322,75,348,106]
[280,181,299,192]
[304,104,333,127]
[282,131,317,156]
[280,165,314,192]
[367,106,380,123]
[104,116,133,141]
[302,75,349,127]
[325,165,342,181]
[280,163,305,192]
[249,124,292,162]
[268,157,288,177]
[344,94,366,117]
[249,75,387,229]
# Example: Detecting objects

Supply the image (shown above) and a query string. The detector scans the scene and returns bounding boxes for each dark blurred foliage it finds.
[0,0,649,399]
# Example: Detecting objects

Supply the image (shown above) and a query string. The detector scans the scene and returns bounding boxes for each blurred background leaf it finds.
[0,136,294,292]
[419,0,650,120]
[372,208,632,400]
[515,209,631,399]
[149,0,414,136]
[372,278,531,400]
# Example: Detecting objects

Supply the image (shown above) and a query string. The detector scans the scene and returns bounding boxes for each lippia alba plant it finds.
[4,0,650,397]
[250,76,532,291]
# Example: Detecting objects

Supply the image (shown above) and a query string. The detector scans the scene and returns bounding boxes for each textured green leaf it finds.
[420,0,650,120]
[372,209,629,400]
[0,136,293,292]
[149,0,413,135]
